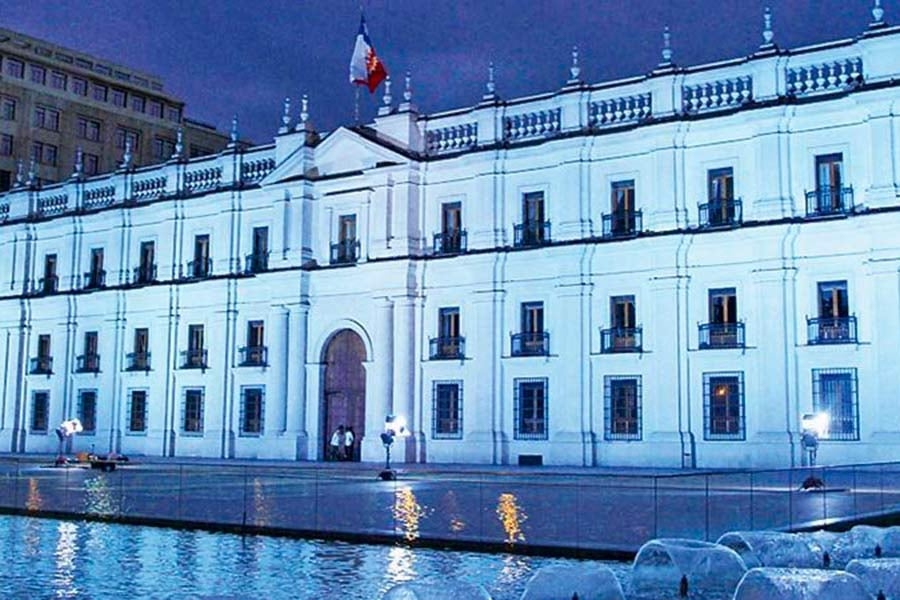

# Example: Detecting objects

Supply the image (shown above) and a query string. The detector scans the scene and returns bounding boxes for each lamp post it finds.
[800,411,829,490]
[379,414,408,481]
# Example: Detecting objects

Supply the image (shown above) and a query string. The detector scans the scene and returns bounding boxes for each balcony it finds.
[514,221,551,248]
[805,186,853,218]
[83,269,106,290]
[699,198,742,228]
[181,348,208,369]
[29,356,53,375]
[186,257,212,279]
[699,322,745,349]
[239,345,268,367]
[511,331,550,356]
[330,239,360,265]
[37,275,59,295]
[125,351,151,371]
[429,336,465,360]
[601,327,643,353]
[433,230,467,255]
[133,264,157,285]
[244,252,269,274]
[602,210,642,238]
[807,316,857,345]
[75,353,100,373]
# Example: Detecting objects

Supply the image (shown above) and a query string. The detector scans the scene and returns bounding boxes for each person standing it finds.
[329,425,345,461]
[344,427,355,461]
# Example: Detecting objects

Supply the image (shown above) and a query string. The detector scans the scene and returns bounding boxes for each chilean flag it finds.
[349,14,388,93]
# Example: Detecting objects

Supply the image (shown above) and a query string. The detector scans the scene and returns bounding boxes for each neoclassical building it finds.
[0,11,898,469]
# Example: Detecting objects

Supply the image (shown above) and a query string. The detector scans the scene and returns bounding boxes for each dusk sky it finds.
[1,0,884,143]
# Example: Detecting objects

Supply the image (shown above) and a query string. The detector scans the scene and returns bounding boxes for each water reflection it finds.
[385,545,417,583]
[440,490,466,533]
[53,521,79,597]
[252,477,270,527]
[26,477,42,512]
[393,486,428,541]
[497,554,532,588]
[84,474,118,516]
[496,493,527,544]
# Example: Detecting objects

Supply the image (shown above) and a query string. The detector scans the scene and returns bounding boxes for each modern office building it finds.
[0,11,897,469]
[0,27,229,191]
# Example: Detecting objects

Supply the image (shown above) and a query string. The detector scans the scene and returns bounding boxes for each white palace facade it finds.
[0,15,899,469]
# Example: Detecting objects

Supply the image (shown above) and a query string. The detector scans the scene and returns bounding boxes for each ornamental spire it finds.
[403,71,412,103]
[229,114,239,146]
[872,0,885,25]
[72,146,83,179]
[27,158,37,187]
[762,7,774,46]
[660,26,673,65]
[172,127,184,159]
[569,45,581,82]
[14,159,24,187]
[278,97,291,134]
[122,138,133,169]
[484,61,497,99]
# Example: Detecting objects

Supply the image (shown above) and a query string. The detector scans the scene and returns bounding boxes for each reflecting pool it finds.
[0,515,623,599]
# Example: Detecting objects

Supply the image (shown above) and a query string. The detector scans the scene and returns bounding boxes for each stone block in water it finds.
[732,567,868,599]
[520,564,624,600]
[830,525,887,568]
[631,538,747,599]
[846,558,900,599]
[381,582,492,600]
[717,531,820,568]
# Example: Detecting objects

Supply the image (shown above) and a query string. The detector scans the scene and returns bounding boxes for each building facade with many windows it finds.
[0,18,898,468]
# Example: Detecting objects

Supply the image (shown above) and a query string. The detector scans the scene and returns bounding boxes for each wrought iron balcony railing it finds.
[602,210,642,238]
[429,336,465,360]
[181,348,208,369]
[513,221,551,248]
[37,275,59,295]
[133,264,157,285]
[83,270,106,290]
[433,230,467,255]
[805,186,853,218]
[244,252,269,274]
[239,345,268,367]
[511,331,550,356]
[125,351,151,371]
[75,353,100,373]
[330,239,360,265]
[601,326,643,353]
[699,322,745,349]
[807,316,857,344]
[699,198,742,228]
[187,257,212,279]
[29,356,53,375]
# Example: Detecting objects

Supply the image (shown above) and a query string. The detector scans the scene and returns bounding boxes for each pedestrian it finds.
[344,427,355,461]
[330,425,345,461]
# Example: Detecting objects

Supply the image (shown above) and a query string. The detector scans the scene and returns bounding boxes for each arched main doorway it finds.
[321,329,366,461]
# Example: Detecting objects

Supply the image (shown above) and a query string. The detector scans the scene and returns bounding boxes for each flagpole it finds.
[354,86,361,126]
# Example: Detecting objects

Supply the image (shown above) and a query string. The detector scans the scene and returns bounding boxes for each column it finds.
[283,303,310,459]
[361,298,394,462]
[469,289,503,462]
[393,297,418,463]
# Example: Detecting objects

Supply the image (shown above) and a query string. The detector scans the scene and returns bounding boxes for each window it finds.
[129,328,150,371]
[77,116,101,141]
[131,95,146,113]
[339,214,356,243]
[709,168,734,201]
[703,167,740,226]
[603,295,641,352]
[241,321,266,366]
[512,301,547,356]
[182,388,204,434]
[72,77,88,96]
[86,248,104,288]
[137,241,156,283]
[78,390,97,434]
[0,134,12,157]
[127,390,147,433]
[332,215,358,264]
[240,387,264,435]
[516,192,548,246]
[605,180,639,236]
[432,307,463,359]
[33,335,52,374]
[611,295,635,329]
[50,71,67,90]
[612,180,635,213]
[818,281,848,319]
[166,105,181,122]
[33,106,60,131]
[185,324,205,368]
[41,254,58,292]
[115,127,140,151]
[811,280,855,343]
[152,137,175,161]
[37,334,52,360]
[247,226,269,273]
[83,153,100,176]
[31,391,50,432]
[809,153,848,215]
[91,83,107,102]
[703,372,745,440]
[29,64,46,85]
[31,141,58,166]
[436,202,465,254]
[432,381,463,439]
[78,331,99,372]
[514,378,548,440]
[701,288,743,348]
[522,302,544,334]
[1,96,16,120]
[111,88,126,107]
[191,234,211,277]
[148,100,163,118]
[812,368,858,441]
[5,58,24,78]
[604,376,641,440]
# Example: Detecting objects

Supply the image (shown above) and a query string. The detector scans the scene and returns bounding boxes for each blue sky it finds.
[1,0,883,143]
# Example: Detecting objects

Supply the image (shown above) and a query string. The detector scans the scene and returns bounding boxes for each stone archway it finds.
[321,329,366,461]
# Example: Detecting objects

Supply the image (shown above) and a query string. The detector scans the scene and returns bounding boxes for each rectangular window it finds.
[816,153,844,192]
[33,106,60,131]
[611,180,635,213]
[432,381,463,439]
[240,387,264,435]
[252,226,268,257]
[523,192,545,224]
[708,167,734,201]
[442,202,462,235]
[521,301,544,334]
[111,89,126,107]
[188,325,204,353]
[31,391,49,433]
[139,241,155,270]
[78,390,97,434]
[439,307,460,339]
[0,134,12,157]
[43,254,58,287]
[247,320,264,348]
[91,83,107,102]
[131,95,146,113]
[5,58,24,78]
[132,327,150,370]
[703,372,745,440]
[148,100,163,118]
[604,376,641,440]
[611,295,636,329]
[514,378,548,440]
[812,368,859,441]
[29,64,46,85]
[182,388,204,434]
[83,153,99,176]
[115,127,139,151]
[72,77,88,96]
[37,334,51,359]
[709,288,737,324]
[338,214,356,243]
[818,281,849,318]
[50,71,67,90]
[31,141,58,166]
[192,234,210,277]
[166,105,181,122]
[152,137,175,161]
[1,96,16,120]
[77,116,101,141]
[127,390,147,433]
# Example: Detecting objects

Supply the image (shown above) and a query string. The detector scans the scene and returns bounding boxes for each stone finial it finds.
[300,94,309,125]
[122,138,133,168]
[279,97,291,134]
[27,158,37,186]
[383,75,393,107]
[661,26,673,64]
[762,7,774,45]
[569,45,581,81]
[486,62,496,95]
[872,0,885,24]
[72,146,83,179]
[173,127,184,159]
[14,159,24,187]
[403,71,412,103]
[230,114,239,145]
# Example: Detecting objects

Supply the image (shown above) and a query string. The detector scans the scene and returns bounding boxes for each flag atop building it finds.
[349,14,388,93]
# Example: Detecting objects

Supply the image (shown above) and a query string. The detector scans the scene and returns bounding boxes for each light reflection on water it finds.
[0,515,624,599]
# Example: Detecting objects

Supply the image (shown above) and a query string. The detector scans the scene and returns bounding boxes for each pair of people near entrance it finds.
[329,425,355,461]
